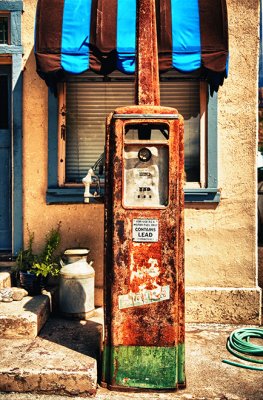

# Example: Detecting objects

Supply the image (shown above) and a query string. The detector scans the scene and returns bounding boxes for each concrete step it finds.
[0,261,16,267]
[0,309,103,396]
[0,294,50,339]
[0,264,17,289]
[0,271,12,289]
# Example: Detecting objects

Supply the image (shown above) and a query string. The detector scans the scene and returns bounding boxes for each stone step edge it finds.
[0,261,16,268]
[0,272,12,289]
[0,363,97,397]
[0,294,51,339]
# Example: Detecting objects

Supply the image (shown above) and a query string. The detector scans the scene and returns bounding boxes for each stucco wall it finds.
[22,0,104,305]
[21,0,261,322]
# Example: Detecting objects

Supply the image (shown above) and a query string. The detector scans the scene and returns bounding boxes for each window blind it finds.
[160,79,200,182]
[65,72,200,183]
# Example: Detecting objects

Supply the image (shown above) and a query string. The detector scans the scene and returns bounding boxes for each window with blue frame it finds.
[47,72,219,204]
[58,71,202,186]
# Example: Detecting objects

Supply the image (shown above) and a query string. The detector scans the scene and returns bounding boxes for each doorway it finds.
[0,65,12,252]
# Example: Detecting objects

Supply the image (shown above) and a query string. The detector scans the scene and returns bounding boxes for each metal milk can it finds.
[59,249,95,319]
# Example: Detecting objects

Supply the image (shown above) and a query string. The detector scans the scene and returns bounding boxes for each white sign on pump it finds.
[132,219,159,242]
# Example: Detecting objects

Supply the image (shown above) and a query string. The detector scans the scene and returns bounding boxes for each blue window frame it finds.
[46,83,219,204]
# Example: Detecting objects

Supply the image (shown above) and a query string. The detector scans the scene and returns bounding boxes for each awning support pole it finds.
[136,0,160,106]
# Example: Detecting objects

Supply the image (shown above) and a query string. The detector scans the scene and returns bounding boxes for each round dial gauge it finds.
[138,147,152,162]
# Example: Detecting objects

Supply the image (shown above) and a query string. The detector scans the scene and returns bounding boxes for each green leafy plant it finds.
[16,224,62,278]
[31,226,61,277]
[16,227,37,272]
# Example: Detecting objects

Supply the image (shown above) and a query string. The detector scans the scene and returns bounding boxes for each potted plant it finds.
[16,225,61,295]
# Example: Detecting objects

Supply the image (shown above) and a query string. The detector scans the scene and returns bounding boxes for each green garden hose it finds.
[222,327,263,371]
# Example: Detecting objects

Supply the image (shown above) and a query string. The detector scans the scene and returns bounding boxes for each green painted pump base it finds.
[102,344,185,390]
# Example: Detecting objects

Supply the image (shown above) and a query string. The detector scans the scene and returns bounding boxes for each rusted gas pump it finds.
[102,0,185,390]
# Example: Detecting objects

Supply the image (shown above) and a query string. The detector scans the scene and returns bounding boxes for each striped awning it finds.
[34,0,229,92]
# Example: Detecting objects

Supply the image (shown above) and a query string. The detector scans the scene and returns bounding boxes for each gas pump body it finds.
[103,105,185,390]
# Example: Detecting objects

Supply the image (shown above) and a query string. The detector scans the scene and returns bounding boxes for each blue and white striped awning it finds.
[35,0,229,91]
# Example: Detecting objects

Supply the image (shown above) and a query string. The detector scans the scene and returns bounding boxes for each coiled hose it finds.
[222,327,263,371]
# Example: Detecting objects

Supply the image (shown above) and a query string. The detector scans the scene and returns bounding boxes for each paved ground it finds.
[0,317,262,400]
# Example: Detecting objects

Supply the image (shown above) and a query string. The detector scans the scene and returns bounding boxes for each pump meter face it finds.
[138,147,152,162]
[123,144,169,207]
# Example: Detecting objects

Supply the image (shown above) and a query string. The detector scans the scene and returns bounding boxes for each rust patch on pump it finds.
[136,0,160,106]
[128,242,163,293]
[116,220,125,242]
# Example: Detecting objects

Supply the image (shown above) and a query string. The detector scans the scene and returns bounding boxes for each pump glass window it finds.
[58,71,204,188]
[125,124,169,141]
